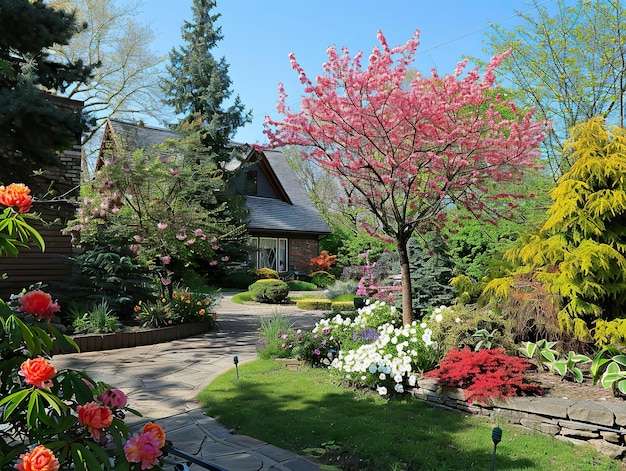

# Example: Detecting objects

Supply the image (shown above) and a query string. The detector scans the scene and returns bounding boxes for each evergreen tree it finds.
[0,0,91,187]
[162,0,251,166]
[494,118,626,345]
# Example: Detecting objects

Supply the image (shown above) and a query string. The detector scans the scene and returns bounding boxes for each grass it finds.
[230,291,253,304]
[197,359,623,471]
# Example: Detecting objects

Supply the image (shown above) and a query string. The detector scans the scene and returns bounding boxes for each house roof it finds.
[246,149,331,235]
[98,119,331,236]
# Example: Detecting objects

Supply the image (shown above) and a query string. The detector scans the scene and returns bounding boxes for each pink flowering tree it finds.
[265,30,547,324]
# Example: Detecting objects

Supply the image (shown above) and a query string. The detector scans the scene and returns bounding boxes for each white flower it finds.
[435,313,443,323]
[408,375,417,386]
[379,373,386,380]
[394,374,403,383]
[420,322,427,329]
[394,384,404,393]
[455,317,461,323]
[377,386,388,396]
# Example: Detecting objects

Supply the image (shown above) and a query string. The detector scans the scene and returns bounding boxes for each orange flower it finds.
[77,402,113,440]
[0,183,32,213]
[15,445,59,471]
[18,290,61,321]
[19,357,56,389]
[142,422,166,448]
[198,309,205,316]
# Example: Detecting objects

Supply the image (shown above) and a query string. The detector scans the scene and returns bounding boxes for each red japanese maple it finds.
[310,250,337,272]
[425,348,541,405]
[264,30,547,323]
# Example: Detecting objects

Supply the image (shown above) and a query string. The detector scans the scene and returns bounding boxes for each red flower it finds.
[18,290,61,321]
[15,445,59,471]
[19,357,56,389]
[77,402,113,440]
[0,183,32,213]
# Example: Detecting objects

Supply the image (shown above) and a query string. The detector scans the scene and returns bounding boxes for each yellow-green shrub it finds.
[248,279,289,303]
[296,299,332,310]
[331,301,355,312]
[249,268,279,279]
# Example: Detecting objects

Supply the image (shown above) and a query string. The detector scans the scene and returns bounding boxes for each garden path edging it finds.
[55,321,211,354]
[412,377,626,460]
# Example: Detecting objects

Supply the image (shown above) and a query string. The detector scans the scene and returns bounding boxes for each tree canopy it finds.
[265,30,547,324]
[483,0,626,180]
[162,0,251,165]
[0,0,91,187]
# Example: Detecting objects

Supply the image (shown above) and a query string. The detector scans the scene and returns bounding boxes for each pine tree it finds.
[0,0,91,187]
[162,0,251,165]
[503,117,626,345]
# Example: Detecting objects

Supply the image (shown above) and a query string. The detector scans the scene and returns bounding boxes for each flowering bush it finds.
[133,288,220,328]
[0,184,169,470]
[310,300,441,396]
[425,348,541,405]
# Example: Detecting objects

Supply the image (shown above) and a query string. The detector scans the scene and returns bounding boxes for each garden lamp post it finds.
[233,355,239,380]
[491,426,502,471]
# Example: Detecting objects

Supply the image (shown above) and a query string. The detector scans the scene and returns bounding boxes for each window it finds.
[244,170,257,195]
[250,237,288,272]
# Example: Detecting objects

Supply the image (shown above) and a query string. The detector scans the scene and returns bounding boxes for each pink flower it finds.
[157,222,168,230]
[209,260,218,266]
[161,277,172,286]
[77,402,113,440]
[169,168,179,176]
[185,238,196,246]
[161,256,171,265]
[193,229,204,236]
[97,388,127,409]
[134,235,143,243]
[124,422,165,470]
[176,233,187,241]
[212,245,220,250]
[221,256,230,262]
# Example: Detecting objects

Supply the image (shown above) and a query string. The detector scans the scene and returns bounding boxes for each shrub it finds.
[310,270,336,288]
[426,348,541,405]
[70,300,121,334]
[428,304,516,355]
[293,329,338,366]
[331,301,355,312]
[248,280,290,303]
[309,250,337,272]
[324,280,359,299]
[287,280,318,291]
[134,296,178,328]
[296,299,332,310]
[167,287,220,325]
[249,268,279,280]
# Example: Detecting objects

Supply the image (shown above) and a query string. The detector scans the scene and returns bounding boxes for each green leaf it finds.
[71,445,86,471]
[550,361,567,377]
[0,389,30,419]
[573,367,584,383]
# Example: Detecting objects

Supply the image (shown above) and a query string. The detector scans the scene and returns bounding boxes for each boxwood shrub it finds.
[248,279,290,303]
[296,298,333,310]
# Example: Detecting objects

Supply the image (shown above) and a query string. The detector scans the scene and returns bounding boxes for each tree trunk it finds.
[397,237,413,325]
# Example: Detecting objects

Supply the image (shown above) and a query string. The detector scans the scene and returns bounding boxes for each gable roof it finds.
[97,119,331,236]
[245,149,331,235]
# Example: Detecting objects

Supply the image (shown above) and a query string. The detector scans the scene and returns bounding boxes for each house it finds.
[0,95,84,300]
[97,119,331,274]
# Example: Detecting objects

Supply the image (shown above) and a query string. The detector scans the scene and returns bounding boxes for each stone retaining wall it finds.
[412,377,626,459]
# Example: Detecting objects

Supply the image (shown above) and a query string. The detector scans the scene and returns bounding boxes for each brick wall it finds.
[289,238,319,273]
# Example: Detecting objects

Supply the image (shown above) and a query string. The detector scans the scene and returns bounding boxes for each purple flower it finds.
[314,349,321,355]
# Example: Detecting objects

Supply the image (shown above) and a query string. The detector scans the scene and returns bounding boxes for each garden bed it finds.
[55,321,212,354]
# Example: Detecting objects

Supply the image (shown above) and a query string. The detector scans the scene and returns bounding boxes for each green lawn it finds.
[197,359,622,471]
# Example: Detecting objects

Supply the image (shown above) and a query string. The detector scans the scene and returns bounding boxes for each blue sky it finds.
[137,0,558,144]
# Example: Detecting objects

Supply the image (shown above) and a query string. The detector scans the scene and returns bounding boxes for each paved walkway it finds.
[53,295,325,471]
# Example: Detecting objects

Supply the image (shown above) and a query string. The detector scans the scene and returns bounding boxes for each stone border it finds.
[55,322,212,354]
[412,377,626,459]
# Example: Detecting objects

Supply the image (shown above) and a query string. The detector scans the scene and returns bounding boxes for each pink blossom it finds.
[221,256,230,262]
[209,260,218,266]
[157,222,168,230]
[169,168,179,176]
[212,245,220,250]
[161,277,172,286]
[161,256,171,265]
[97,388,128,409]
[194,228,204,236]
[185,238,196,245]
[176,233,187,241]
[134,235,143,243]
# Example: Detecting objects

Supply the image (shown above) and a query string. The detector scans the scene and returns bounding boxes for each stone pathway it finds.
[53,296,324,471]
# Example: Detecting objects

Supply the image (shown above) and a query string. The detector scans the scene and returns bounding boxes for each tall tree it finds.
[483,0,626,180]
[48,0,165,177]
[0,0,91,187]
[162,0,251,165]
[265,31,546,324]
